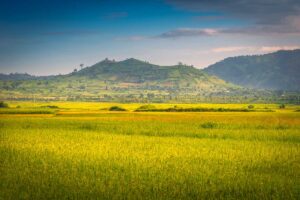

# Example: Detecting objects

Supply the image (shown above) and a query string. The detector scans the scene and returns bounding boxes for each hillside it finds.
[204,49,300,91]
[71,58,229,86]
[0,73,36,81]
[0,58,238,102]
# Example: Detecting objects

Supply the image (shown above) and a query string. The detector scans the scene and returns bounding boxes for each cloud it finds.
[154,24,300,39]
[156,28,219,38]
[212,46,252,53]
[165,0,300,34]
[116,28,219,40]
[166,0,300,24]
[115,1,300,41]
[211,46,300,53]
[260,46,300,52]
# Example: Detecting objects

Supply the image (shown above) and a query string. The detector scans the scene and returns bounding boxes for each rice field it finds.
[1,102,300,199]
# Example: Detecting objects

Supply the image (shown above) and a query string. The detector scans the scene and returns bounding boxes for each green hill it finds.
[204,49,300,91]
[71,58,229,87]
[0,58,237,102]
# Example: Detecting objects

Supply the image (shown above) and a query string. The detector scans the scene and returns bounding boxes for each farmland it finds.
[1,102,300,199]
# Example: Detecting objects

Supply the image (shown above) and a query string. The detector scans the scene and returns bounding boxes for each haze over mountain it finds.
[204,49,300,91]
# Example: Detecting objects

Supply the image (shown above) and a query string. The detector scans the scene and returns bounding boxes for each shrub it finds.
[279,104,285,109]
[109,106,127,111]
[0,101,9,108]
[41,105,59,109]
[135,104,156,111]
[201,122,218,129]
[248,105,254,109]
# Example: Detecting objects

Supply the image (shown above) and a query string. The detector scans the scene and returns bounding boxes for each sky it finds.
[0,0,300,75]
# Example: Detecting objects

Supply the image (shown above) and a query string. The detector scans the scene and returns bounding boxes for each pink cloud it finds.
[211,46,300,53]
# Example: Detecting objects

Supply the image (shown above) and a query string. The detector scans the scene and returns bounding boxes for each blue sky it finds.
[1,0,300,75]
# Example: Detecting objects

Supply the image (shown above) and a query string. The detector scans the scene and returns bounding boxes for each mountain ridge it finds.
[204,49,300,91]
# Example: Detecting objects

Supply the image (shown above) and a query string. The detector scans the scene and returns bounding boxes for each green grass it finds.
[0,103,300,199]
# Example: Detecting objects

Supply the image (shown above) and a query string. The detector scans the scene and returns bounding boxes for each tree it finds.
[80,64,84,70]
[248,105,254,109]
[0,101,8,108]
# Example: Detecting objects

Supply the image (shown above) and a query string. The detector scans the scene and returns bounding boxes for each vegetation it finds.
[135,104,157,111]
[200,122,219,129]
[248,104,254,109]
[204,49,300,91]
[0,101,8,108]
[109,106,127,111]
[1,56,300,103]
[40,105,59,109]
[135,106,256,112]
[279,104,286,109]
[0,102,299,199]
[0,58,241,103]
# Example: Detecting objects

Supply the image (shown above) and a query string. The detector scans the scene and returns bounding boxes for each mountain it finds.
[0,58,238,102]
[204,49,300,91]
[0,73,36,81]
[72,58,228,86]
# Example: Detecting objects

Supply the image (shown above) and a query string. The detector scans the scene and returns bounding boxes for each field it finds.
[1,102,300,199]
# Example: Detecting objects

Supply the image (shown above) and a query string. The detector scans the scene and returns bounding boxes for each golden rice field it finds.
[1,102,300,199]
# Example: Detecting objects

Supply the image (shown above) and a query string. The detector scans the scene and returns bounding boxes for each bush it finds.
[109,106,127,111]
[41,105,59,109]
[201,122,218,129]
[279,104,285,109]
[135,104,156,111]
[0,101,9,108]
[248,105,254,109]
